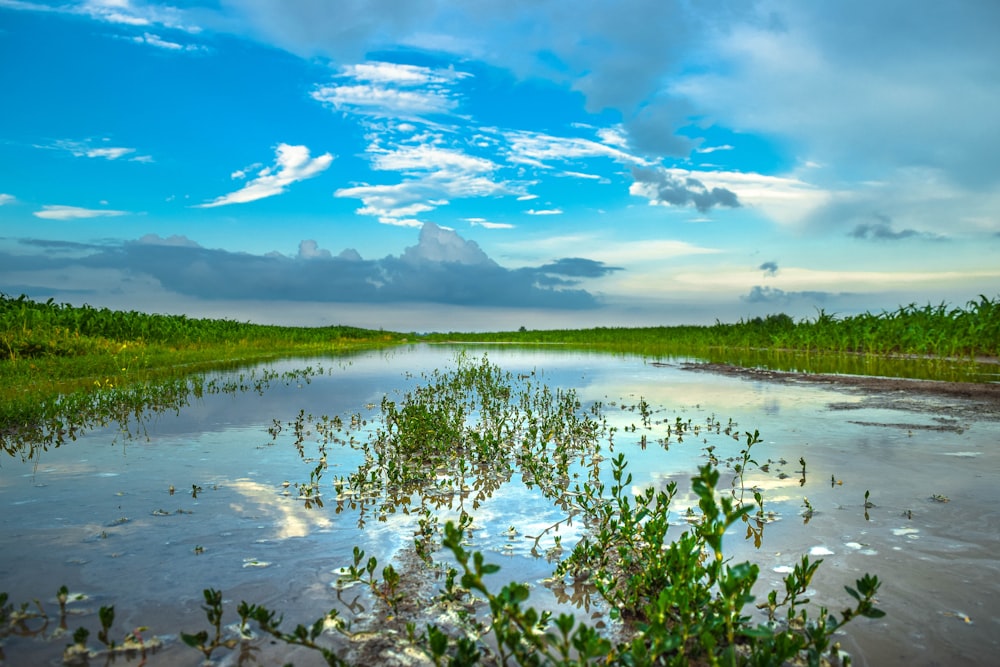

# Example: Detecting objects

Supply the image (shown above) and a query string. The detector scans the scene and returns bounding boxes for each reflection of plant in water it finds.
[2,354,886,666]
[1,364,330,461]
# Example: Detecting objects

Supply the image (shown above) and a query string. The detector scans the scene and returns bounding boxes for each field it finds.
[2,293,999,666]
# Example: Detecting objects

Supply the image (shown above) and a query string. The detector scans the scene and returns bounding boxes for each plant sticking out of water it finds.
[180,588,239,661]
[802,497,815,524]
[415,468,883,666]
[864,489,875,521]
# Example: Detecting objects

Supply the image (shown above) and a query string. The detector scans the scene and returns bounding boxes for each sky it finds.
[1,0,999,332]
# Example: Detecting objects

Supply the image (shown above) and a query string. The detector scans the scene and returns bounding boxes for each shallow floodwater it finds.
[1,344,998,666]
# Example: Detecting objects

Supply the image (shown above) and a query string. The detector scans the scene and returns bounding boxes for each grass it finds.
[0,292,406,442]
[423,295,1000,360]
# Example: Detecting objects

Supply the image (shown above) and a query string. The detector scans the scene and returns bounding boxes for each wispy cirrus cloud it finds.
[197,143,333,208]
[0,194,16,206]
[336,135,523,225]
[0,0,201,32]
[504,129,649,169]
[466,217,514,230]
[33,205,129,220]
[311,61,470,119]
[42,138,153,162]
[129,32,206,52]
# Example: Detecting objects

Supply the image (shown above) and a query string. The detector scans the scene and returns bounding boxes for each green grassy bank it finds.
[0,293,406,437]
[424,295,1000,360]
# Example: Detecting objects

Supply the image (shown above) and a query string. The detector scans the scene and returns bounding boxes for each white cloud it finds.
[0,194,15,205]
[80,0,201,33]
[312,61,470,119]
[312,84,458,117]
[337,132,525,224]
[131,32,205,52]
[505,129,648,167]
[43,139,153,162]
[696,144,734,154]
[197,143,333,208]
[371,144,497,175]
[1,0,202,32]
[297,239,332,260]
[342,61,469,86]
[467,217,514,229]
[86,146,135,159]
[526,208,563,216]
[33,205,129,220]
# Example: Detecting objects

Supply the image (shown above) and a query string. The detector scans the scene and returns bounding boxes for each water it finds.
[1,344,998,665]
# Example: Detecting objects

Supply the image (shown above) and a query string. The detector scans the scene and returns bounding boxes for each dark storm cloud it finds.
[536,258,624,278]
[758,261,778,276]
[632,167,740,213]
[741,286,841,304]
[849,222,918,241]
[3,224,615,310]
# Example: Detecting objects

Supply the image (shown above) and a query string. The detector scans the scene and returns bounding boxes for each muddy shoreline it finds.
[675,361,1000,416]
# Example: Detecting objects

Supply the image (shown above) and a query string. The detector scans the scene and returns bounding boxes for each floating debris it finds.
[809,546,834,556]
[942,610,973,624]
[242,558,271,568]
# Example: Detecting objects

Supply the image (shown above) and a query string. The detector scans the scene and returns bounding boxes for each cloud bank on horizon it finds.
[1,0,998,330]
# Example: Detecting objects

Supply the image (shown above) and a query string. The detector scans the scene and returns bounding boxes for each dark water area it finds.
[1,345,998,665]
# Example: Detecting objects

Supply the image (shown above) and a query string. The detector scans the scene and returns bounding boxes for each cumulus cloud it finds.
[197,144,333,207]
[33,205,129,220]
[401,222,494,266]
[631,167,740,213]
[296,239,332,259]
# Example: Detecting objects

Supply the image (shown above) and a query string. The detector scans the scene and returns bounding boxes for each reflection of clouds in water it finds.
[640,473,701,515]
[229,478,332,539]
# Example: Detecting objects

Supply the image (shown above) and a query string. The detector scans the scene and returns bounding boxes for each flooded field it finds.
[1,344,998,665]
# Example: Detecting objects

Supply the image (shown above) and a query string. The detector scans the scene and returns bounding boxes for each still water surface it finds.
[1,345,998,665]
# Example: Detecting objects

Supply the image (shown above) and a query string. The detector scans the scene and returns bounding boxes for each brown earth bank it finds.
[675,361,1000,417]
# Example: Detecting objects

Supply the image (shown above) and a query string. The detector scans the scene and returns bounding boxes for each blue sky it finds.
[1,0,998,331]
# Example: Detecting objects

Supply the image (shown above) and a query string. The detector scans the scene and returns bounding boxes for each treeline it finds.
[1,293,402,361]
[427,295,1000,359]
